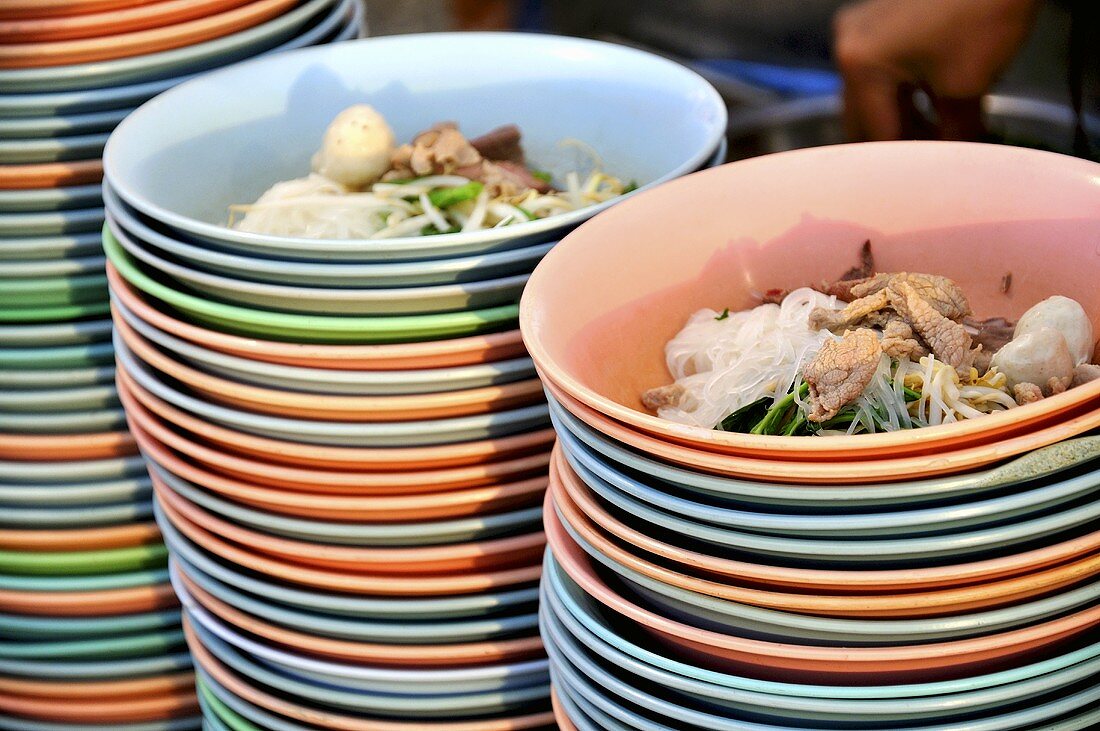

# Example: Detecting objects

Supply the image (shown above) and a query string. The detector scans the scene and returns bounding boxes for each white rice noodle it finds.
[231,174,408,239]
[233,193,410,211]
[658,288,843,429]
[846,355,911,434]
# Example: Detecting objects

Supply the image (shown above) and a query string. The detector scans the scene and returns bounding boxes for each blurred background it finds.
[365,0,1071,101]
[363,0,1094,160]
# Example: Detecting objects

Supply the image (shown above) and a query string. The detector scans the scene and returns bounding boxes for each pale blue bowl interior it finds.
[105,33,726,240]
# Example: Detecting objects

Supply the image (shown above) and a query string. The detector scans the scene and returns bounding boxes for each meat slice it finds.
[494,160,552,193]
[759,240,875,306]
[810,273,970,336]
[802,329,883,422]
[814,240,875,301]
[973,348,994,374]
[386,122,550,197]
[1013,382,1044,405]
[1073,363,1100,386]
[860,311,899,329]
[887,280,975,372]
[819,277,872,302]
[964,317,1015,358]
[642,383,685,412]
[966,317,1014,373]
[457,160,551,196]
[469,125,525,163]
[806,271,980,374]
[387,122,482,178]
[809,289,889,333]
[880,318,928,360]
[851,273,971,321]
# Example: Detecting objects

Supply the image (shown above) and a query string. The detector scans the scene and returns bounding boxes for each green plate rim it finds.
[104,226,519,343]
[0,542,167,576]
[0,301,109,323]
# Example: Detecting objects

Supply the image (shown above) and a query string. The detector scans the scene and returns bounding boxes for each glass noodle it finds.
[660,289,842,429]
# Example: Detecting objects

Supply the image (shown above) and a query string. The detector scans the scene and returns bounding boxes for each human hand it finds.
[452,0,516,30]
[834,0,1041,141]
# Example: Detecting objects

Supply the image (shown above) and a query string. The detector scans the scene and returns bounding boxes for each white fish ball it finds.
[991,327,1075,394]
[1014,296,1093,365]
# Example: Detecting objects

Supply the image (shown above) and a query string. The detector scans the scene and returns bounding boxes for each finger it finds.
[841,68,904,142]
[931,96,985,141]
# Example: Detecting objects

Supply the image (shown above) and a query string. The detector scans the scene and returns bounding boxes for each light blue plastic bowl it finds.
[559,421,1100,538]
[103,33,726,262]
[548,394,1100,510]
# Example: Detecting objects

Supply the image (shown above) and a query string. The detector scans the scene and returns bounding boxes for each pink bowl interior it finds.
[521,142,1100,437]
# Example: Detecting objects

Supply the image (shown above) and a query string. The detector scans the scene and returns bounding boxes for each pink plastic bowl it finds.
[521,142,1100,462]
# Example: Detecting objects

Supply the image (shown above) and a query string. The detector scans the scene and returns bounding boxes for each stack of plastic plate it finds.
[521,142,1100,730]
[0,0,362,232]
[0,3,360,728]
[0,432,197,731]
[99,32,727,729]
